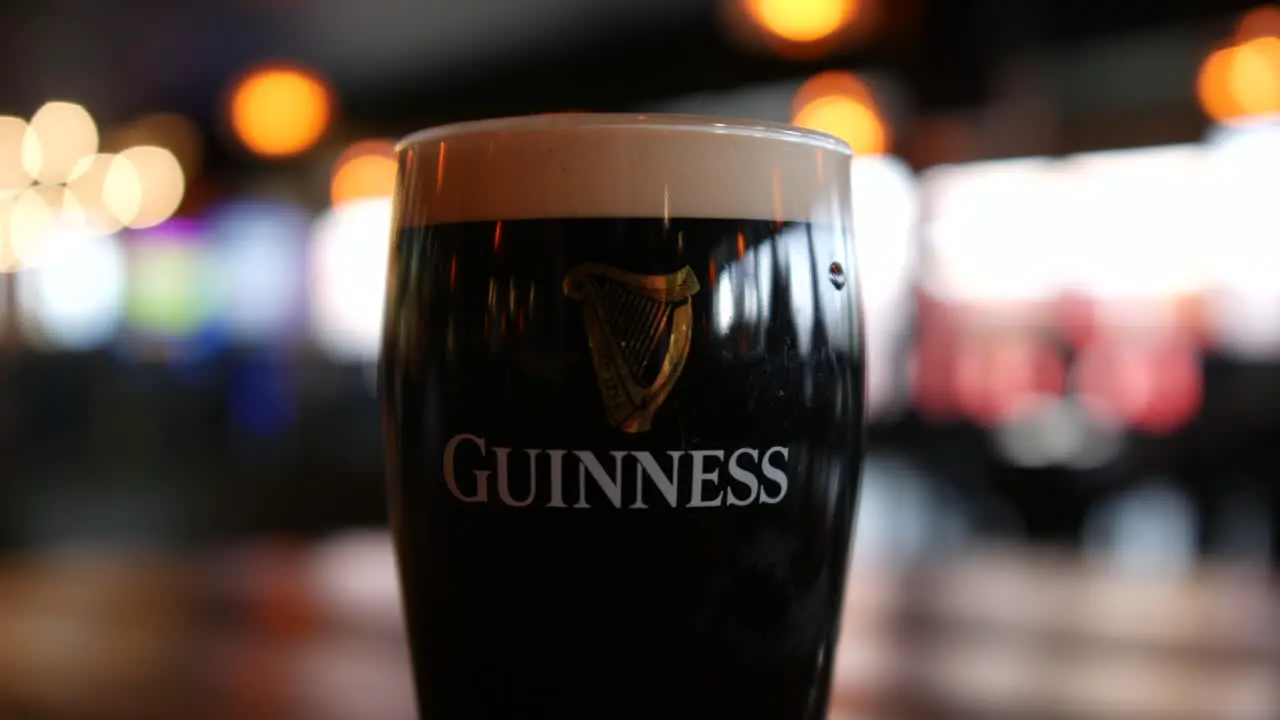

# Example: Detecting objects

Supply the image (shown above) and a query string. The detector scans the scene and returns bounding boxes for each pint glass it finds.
[380,114,863,719]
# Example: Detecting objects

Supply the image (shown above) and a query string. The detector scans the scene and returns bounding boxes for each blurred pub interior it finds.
[2,0,1280,718]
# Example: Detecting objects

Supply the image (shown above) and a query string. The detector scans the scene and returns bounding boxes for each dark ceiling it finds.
[0,0,1263,173]
[0,1,1261,113]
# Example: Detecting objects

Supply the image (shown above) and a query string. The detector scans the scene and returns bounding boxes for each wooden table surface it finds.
[0,540,1275,720]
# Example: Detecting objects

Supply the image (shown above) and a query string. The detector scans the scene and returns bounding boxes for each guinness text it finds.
[443,433,789,509]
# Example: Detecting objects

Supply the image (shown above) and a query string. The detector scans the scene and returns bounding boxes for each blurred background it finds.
[2,0,1280,718]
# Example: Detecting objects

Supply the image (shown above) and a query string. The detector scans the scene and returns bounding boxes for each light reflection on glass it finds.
[485,277,502,353]
[781,226,816,355]
[712,239,778,355]
[712,260,733,337]
[508,277,518,337]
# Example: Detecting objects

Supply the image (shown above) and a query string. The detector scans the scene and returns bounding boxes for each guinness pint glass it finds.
[381,114,863,719]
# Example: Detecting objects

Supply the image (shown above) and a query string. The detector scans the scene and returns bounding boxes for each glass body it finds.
[380,114,863,719]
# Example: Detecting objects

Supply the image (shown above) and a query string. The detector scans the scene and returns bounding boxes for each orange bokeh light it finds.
[791,71,890,155]
[1198,46,1241,121]
[1197,8,1280,122]
[330,139,397,206]
[229,65,334,158]
[745,0,857,43]
[1230,36,1280,115]
[1236,5,1280,41]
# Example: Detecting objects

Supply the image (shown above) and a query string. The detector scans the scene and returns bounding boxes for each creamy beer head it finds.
[394,113,852,226]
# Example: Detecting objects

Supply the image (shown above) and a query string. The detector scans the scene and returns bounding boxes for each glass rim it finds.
[396,113,852,156]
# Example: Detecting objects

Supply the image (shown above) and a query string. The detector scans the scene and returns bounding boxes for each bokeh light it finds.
[0,116,34,191]
[852,155,919,418]
[114,146,186,229]
[1236,5,1280,41]
[66,154,130,234]
[330,140,396,206]
[17,226,126,351]
[745,0,857,43]
[792,71,890,155]
[209,199,309,343]
[100,154,143,230]
[125,223,215,338]
[1074,340,1203,435]
[1229,37,1280,116]
[0,194,20,272]
[309,198,393,362]
[21,101,99,185]
[1203,120,1280,358]
[105,113,203,180]
[920,157,1065,303]
[1198,11,1280,123]
[1062,144,1211,303]
[7,185,64,267]
[1196,46,1242,122]
[229,65,334,158]
[992,397,1125,470]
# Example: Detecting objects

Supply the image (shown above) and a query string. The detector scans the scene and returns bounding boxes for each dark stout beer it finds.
[381,115,863,719]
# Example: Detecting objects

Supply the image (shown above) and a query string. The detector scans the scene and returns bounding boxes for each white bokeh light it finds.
[22,101,98,185]
[920,157,1066,303]
[17,224,126,350]
[853,155,919,316]
[211,201,309,343]
[852,155,919,416]
[713,267,735,336]
[1203,121,1280,358]
[309,197,393,361]
[1061,144,1211,301]
[0,116,34,191]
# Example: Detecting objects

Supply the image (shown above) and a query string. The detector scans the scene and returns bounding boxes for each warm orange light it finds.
[792,71,890,155]
[229,65,333,158]
[330,139,396,206]
[1198,5,1280,123]
[1231,36,1280,115]
[746,0,856,43]
[1198,46,1243,122]
[1198,36,1280,121]
[1237,5,1280,41]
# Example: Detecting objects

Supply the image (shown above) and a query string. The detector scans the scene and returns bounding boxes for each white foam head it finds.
[394,114,853,226]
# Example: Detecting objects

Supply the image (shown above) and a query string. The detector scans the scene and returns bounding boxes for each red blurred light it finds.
[1057,292,1097,347]
[911,330,959,421]
[954,339,1065,427]
[1137,344,1203,434]
[1074,339,1202,435]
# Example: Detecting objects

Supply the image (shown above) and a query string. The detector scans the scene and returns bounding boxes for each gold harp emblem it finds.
[563,264,701,434]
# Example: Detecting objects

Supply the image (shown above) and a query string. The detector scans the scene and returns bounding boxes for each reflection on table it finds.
[0,532,1276,720]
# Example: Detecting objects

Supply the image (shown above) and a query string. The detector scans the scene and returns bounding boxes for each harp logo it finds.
[563,263,701,433]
